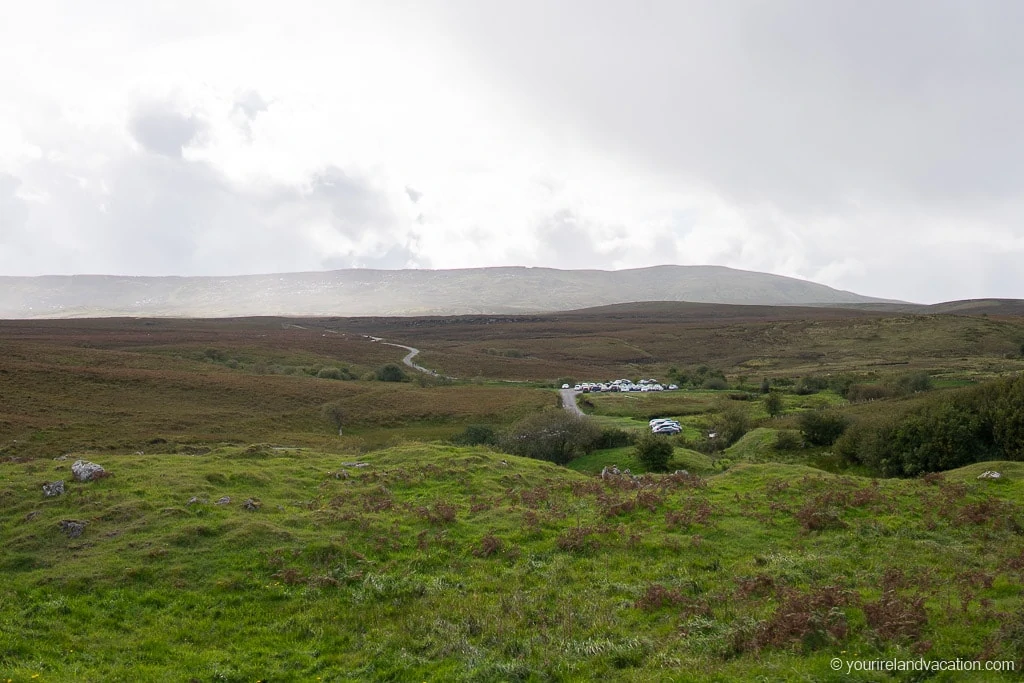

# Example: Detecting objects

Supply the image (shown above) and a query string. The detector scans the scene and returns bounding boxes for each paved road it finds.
[381,342,438,376]
[560,388,584,416]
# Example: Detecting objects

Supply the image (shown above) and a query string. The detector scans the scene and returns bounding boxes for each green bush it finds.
[764,391,784,417]
[635,433,673,472]
[376,363,408,382]
[799,411,849,447]
[453,424,498,446]
[717,404,750,447]
[702,377,729,390]
[595,427,634,449]
[498,411,602,465]
[773,430,802,451]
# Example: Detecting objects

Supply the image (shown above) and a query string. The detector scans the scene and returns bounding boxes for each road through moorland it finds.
[381,341,438,376]
[560,388,584,416]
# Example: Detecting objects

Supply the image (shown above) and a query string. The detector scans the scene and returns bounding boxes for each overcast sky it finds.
[2,1,1023,303]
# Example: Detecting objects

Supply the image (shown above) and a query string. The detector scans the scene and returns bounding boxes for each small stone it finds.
[978,470,1002,480]
[43,480,65,497]
[242,498,261,511]
[673,470,689,476]
[341,462,370,468]
[186,496,206,505]
[215,496,231,505]
[71,459,105,482]
[59,520,87,538]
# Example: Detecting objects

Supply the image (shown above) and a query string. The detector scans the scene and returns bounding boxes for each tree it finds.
[453,424,497,446]
[760,377,771,394]
[498,411,601,465]
[320,402,345,435]
[376,363,407,382]
[764,391,784,418]
[635,433,673,472]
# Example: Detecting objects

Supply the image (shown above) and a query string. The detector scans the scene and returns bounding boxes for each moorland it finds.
[2,301,1024,680]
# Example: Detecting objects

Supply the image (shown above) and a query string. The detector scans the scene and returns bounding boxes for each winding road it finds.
[560,388,584,416]
[381,341,439,376]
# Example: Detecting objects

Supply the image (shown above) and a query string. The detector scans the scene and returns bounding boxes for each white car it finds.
[561,384,570,389]
[668,384,679,390]
[650,419,680,428]
[652,424,682,435]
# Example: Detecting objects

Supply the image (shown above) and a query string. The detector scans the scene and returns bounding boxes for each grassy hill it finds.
[0,265,898,319]
[2,444,1023,680]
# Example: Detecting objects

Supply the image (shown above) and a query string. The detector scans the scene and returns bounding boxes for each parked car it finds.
[667,384,679,390]
[652,424,682,435]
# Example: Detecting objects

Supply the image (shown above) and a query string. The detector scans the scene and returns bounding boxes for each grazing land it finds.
[2,301,1024,680]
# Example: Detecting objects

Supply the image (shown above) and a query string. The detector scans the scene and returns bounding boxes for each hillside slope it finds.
[2,444,1022,680]
[0,265,898,318]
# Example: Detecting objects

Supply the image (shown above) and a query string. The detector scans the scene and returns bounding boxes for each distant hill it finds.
[0,265,902,318]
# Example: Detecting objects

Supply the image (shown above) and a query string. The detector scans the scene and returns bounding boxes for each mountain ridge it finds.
[0,264,905,318]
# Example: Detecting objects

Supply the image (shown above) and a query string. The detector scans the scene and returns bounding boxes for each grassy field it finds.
[3,307,1024,679]
[2,444,1023,680]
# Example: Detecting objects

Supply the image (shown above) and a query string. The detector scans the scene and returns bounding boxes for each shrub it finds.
[895,371,932,394]
[453,424,498,446]
[499,411,602,465]
[717,404,750,446]
[702,377,729,390]
[764,391,784,417]
[375,363,407,382]
[773,430,802,451]
[635,433,673,472]
[799,411,849,447]
[595,427,634,449]
[317,367,343,380]
[760,378,771,394]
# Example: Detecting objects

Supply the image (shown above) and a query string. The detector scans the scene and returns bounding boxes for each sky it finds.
[1,1,1023,304]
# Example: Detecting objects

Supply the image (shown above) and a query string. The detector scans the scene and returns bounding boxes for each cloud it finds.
[1,1,1022,303]
[128,102,207,159]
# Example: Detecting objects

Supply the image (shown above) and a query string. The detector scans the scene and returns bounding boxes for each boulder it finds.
[59,520,87,538]
[71,460,105,482]
[978,470,1002,480]
[43,480,65,497]
[242,498,262,511]
[214,496,231,505]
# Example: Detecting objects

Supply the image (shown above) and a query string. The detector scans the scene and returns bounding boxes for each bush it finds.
[375,363,407,382]
[702,377,729,390]
[453,424,498,446]
[799,411,849,447]
[595,427,634,449]
[635,433,673,472]
[773,430,803,451]
[895,371,933,394]
[764,391,784,418]
[499,411,602,465]
[717,404,750,447]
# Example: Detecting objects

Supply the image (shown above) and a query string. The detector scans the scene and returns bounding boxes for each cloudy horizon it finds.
[2,1,1023,304]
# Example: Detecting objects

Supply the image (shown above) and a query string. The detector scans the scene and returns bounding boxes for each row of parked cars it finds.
[649,418,682,435]
[561,378,680,393]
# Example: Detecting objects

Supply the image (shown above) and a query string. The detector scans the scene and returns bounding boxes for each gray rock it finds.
[43,480,65,497]
[242,498,261,511]
[71,459,105,482]
[186,496,206,505]
[341,462,369,468]
[59,520,87,538]
[214,496,231,505]
[978,470,1002,480]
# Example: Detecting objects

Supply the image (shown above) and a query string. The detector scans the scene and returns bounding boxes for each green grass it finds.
[3,444,1024,680]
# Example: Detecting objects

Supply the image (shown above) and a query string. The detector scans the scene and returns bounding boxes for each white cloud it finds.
[0,1,1022,303]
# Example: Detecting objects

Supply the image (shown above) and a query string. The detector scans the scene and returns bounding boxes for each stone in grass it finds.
[71,459,106,482]
[59,520,87,538]
[242,498,262,511]
[186,496,207,505]
[978,470,1002,480]
[43,480,65,497]
[214,496,231,505]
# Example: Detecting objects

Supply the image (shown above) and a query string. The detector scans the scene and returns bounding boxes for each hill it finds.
[2,444,1022,680]
[0,265,898,318]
